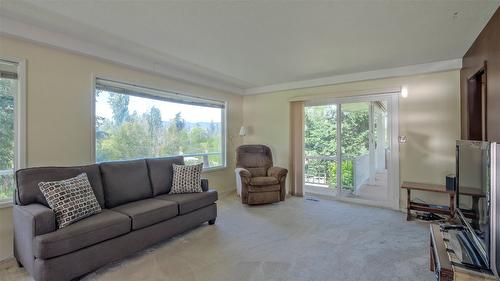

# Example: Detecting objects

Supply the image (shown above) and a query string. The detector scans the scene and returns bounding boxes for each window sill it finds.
[0,201,13,209]
[202,165,227,173]
[0,167,228,208]
[0,167,228,209]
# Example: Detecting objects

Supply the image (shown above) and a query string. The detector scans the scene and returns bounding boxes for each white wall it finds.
[242,70,461,209]
[0,34,462,262]
[0,36,243,261]
[0,207,13,262]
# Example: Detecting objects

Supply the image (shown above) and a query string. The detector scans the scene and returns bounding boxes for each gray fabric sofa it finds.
[13,156,218,281]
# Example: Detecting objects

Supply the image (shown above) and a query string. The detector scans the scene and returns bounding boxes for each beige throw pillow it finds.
[170,163,203,194]
[38,173,102,228]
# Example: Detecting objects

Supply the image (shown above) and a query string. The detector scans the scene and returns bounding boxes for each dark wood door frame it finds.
[467,61,487,141]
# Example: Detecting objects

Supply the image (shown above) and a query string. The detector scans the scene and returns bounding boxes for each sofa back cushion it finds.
[15,164,105,208]
[100,159,152,208]
[146,156,184,196]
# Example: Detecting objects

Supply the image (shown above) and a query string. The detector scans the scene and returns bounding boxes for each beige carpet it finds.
[0,193,434,281]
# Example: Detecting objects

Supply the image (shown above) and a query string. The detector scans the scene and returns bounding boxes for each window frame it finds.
[91,76,227,172]
[0,56,26,207]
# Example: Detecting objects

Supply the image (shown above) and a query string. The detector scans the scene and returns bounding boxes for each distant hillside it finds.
[162,120,221,133]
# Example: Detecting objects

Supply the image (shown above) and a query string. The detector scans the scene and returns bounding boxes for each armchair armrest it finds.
[267,166,288,180]
[268,166,288,202]
[201,179,209,192]
[235,168,252,202]
[235,168,252,181]
[13,204,55,270]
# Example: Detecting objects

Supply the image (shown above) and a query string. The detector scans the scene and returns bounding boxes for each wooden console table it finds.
[401,181,455,221]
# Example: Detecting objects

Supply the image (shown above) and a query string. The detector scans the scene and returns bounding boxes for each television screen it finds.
[456,140,491,267]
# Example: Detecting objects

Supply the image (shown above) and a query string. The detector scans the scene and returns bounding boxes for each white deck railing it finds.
[180,152,222,168]
[304,154,367,190]
[0,169,13,176]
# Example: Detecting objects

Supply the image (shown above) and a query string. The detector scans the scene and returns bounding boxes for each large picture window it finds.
[94,79,226,170]
[0,58,24,203]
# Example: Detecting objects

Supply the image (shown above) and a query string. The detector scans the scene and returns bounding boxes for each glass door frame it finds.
[304,91,400,210]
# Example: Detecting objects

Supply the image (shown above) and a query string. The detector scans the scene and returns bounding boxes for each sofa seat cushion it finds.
[156,190,218,215]
[248,184,281,193]
[34,209,130,259]
[250,176,279,186]
[112,199,178,230]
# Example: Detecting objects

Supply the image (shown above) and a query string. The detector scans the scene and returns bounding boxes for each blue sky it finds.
[96,91,222,123]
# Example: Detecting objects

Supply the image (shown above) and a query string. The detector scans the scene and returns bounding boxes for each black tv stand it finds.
[440,224,464,231]
[430,224,498,280]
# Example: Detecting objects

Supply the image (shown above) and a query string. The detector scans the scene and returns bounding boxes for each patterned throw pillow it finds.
[38,173,102,228]
[170,163,203,194]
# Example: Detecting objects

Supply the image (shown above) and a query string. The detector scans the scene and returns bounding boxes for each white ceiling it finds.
[1,0,499,94]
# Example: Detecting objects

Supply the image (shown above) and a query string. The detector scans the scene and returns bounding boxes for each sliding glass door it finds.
[304,95,394,206]
[340,102,370,194]
[304,104,337,188]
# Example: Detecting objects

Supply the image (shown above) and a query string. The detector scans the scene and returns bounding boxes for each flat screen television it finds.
[456,140,496,272]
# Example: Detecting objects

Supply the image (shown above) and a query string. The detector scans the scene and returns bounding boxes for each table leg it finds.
[430,234,435,272]
[407,189,411,221]
[471,195,480,229]
[450,193,455,218]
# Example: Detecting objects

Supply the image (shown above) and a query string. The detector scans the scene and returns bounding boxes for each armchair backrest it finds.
[236,145,273,177]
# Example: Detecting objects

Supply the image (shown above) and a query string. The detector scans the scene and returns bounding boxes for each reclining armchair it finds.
[235,145,288,204]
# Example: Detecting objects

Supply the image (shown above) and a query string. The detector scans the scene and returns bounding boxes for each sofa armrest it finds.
[13,204,55,271]
[201,179,209,192]
[14,204,56,236]
[267,166,288,180]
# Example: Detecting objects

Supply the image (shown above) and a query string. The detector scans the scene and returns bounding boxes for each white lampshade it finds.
[401,86,408,98]
[239,126,247,136]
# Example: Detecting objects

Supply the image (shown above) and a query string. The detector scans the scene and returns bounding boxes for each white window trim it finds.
[90,74,227,172]
[0,56,27,208]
